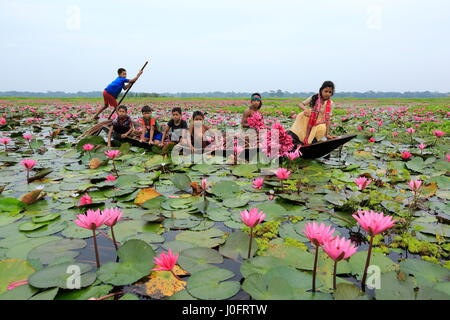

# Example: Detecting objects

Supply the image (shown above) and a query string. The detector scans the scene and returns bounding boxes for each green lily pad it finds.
[376,271,416,300]
[187,267,240,300]
[400,259,450,287]
[175,228,226,248]
[55,284,113,300]
[219,230,257,260]
[28,262,96,289]
[168,173,192,191]
[333,283,369,300]
[178,247,223,273]
[348,250,398,278]
[0,259,35,294]
[242,273,295,300]
[27,239,87,265]
[97,239,155,286]
[0,198,26,214]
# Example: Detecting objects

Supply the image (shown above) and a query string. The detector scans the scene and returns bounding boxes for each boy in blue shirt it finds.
[92,67,143,120]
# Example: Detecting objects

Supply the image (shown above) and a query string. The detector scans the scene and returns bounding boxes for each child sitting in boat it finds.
[241,93,263,129]
[107,105,134,147]
[180,111,211,152]
[288,81,336,145]
[138,105,163,145]
[160,107,188,145]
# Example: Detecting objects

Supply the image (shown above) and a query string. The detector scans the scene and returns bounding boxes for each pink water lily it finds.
[201,178,208,191]
[275,168,291,180]
[83,144,94,151]
[323,236,358,262]
[105,150,121,176]
[408,179,422,193]
[368,137,376,143]
[352,210,396,236]
[102,207,123,250]
[153,249,179,272]
[74,209,106,230]
[303,222,336,247]
[353,210,396,291]
[0,117,6,126]
[240,208,266,259]
[74,209,108,268]
[252,177,264,190]
[322,236,358,290]
[104,150,121,159]
[23,134,33,140]
[303,222,336,292]
[105,175,116,181]
[406,128,415,134]
[400,151,412,160]
[0,137,11,152]
[20,159,37,183]
[432,130,445,137]
[392,131,399,137]
[354,176,372,190]
[79,193,92,206]
[102,207,123,227]
[20,159,37,170]
[240,208,266,228]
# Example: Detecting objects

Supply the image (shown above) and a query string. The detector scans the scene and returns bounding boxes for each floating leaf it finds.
[169,173,192,191]
[178,247,223,273]
[219,230,257,260]
[97,239,155,286]
[187,267,240,300]
[27,239,87,265]
[134,188,162,205]
[0,198,26,214]
[175,228,226,248]
[28,262,96,289]
[400,259,450,287]
[0,259,35,294]
[144,266,188,299]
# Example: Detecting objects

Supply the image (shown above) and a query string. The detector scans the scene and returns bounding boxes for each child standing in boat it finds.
[93,68,143,121]
[288,81,336,145]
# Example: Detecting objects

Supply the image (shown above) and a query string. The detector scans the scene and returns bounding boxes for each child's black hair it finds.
[172,107,182,114]
[192,111,204,119]
[118,68,126,75]
[141,105,153,113]
[251,93,263,109]
[117,105,127,112]
[310,81,335,108]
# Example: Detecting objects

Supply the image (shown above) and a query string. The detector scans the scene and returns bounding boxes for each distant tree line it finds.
[0,90,448,98]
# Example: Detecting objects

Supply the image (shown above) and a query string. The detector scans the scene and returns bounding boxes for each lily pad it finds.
[175,228,226,248]
[27,239,87,265]
[178,247,223,273]
[219,230,258,260]
[187,267,240,300]
[0,259,35,294]
[28,262,96,289]
[97,239,156,286]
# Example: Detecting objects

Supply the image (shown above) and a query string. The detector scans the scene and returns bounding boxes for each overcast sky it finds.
[1,0,449,93]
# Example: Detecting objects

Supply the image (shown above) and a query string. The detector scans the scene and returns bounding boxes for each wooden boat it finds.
[85,123,356,159]
[295,134,357,159]
[213,134,357,160]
